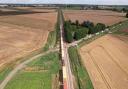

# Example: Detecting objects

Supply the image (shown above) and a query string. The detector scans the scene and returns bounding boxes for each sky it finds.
[0,0,128,5]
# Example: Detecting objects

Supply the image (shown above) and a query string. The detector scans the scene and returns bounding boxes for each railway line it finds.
[59,9,74,89]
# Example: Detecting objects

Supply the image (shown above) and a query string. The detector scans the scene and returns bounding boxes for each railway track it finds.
[59,9,74,89]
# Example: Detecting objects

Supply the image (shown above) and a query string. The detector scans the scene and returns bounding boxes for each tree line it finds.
[64,20,106,43]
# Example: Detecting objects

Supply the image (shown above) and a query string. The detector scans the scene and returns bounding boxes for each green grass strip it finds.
[43,30,57,51]
[68,46,94,89]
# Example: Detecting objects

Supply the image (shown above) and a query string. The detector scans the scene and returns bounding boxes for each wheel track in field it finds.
[88,51,112,89]
[87,44,128,89]
[98,45,128,76]
[86,44,128,76]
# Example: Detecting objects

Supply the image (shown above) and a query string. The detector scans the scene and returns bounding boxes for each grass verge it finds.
[43,30,57,51]
[68,46,94,89]
[78,32,107,47]
[5,52,60,89]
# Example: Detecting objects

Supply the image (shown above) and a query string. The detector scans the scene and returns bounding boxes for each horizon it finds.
[0,0,128,5]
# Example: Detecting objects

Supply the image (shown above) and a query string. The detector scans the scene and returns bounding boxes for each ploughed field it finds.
[64,10,127,26]
[79,34,128,89]
[0,8,57,68]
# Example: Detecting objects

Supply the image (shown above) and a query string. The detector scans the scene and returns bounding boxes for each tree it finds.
[122,8,126,12]
[75,20,79,28]
[126,12,128,18]
[88,26,95,34]
[94,23,106,33]
[74,28,88,40]
[81,21,94,28]
[68,20,72,24]
[65,29,73,43]
[64,21,71,30]
[81,21,94,34]
[64,21,73,43]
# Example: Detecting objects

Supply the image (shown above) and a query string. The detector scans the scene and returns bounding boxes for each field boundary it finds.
[68,46,94,89]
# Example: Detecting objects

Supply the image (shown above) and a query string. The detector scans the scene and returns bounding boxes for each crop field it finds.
[79,34,128,89]
[5,52,60,89]
[0,8,57,68]
[64,10,127,26]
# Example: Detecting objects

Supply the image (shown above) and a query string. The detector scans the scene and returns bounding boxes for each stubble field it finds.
[64,10,127,26]
[0,8,57,68]
[79,34,128,89]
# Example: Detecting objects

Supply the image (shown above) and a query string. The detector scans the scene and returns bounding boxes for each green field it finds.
[5,52,60,89]
[68,46,94,89]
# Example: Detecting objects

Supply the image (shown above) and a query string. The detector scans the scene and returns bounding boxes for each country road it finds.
[0,48,59,89]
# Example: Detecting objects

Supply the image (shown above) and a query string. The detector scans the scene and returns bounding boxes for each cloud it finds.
[0,0,127,5]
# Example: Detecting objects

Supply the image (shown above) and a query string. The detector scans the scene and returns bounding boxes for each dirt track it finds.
[0,9,57,68]
[64,10,127,26]
[79,35,128,89]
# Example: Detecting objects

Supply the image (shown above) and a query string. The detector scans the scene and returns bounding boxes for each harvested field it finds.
[0,9,57,68]
[79,35,128,89]
[64,10,127,26]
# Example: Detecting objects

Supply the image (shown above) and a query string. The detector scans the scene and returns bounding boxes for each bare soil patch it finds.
[79,35,128,89]
[64,10,127,26]
[23,66,48,72]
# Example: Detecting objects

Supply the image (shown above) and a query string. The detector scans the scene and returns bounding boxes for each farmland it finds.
[0,6,128,89]
[79,34,128,89]
[0,8,57,68]
[64,10,127,26]
[5,52,60,89]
